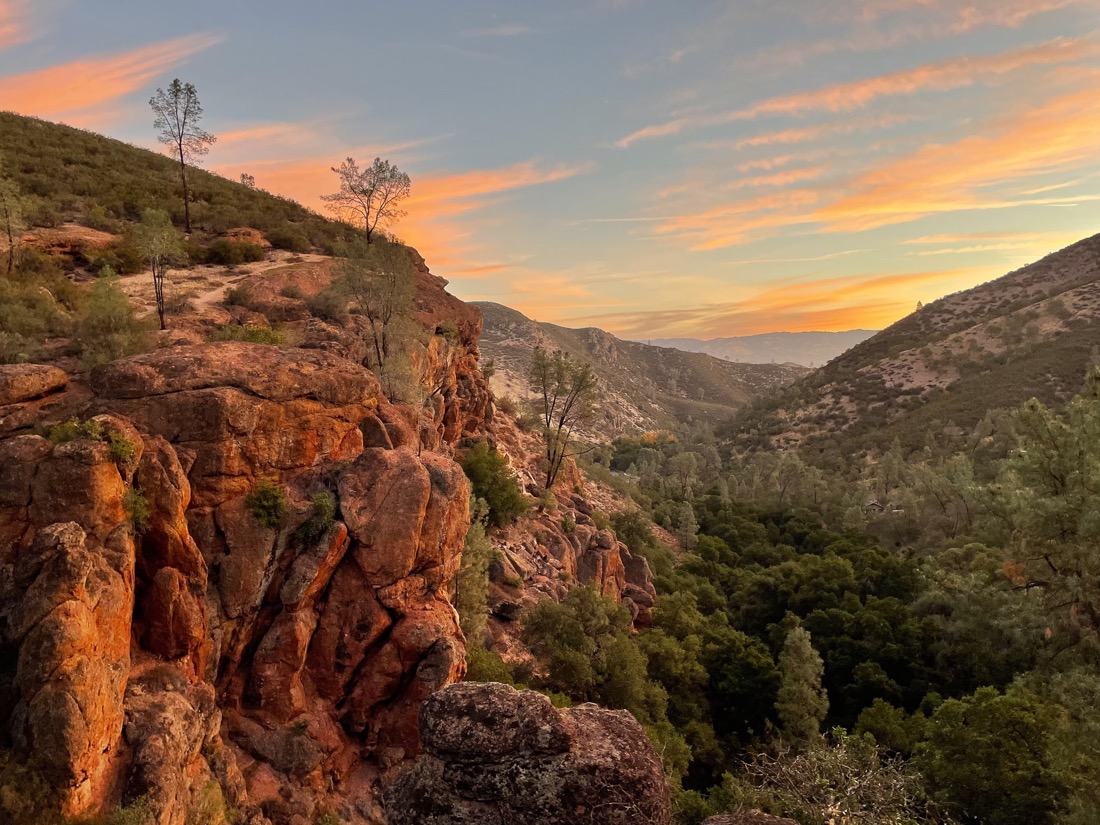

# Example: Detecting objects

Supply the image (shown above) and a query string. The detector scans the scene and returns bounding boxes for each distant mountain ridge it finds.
[648,330,878,368]
[733,232,1100,457]
[474,301,809,438]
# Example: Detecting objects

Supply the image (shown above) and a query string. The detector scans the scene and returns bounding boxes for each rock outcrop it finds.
[0,339,478,824]
[385,682,672,825]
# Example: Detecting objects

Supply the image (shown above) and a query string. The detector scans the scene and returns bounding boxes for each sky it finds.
[1,0,1099,339]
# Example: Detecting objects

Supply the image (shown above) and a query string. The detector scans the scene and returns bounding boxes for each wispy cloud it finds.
[0,0,29,49]
[569,267,986,337]
[816,80,1100,231]
[462,23,532,37]
[0,33,223,125]
[648,72,1100,250]
[616,37,1094,147]
[738,0,1094,70]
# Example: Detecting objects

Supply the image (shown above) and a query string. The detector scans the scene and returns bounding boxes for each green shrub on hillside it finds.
[73,271,154,366]
[459,441,529,527]
[202,239,266,266]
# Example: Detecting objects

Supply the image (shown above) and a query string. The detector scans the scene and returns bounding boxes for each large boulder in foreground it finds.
[385,682,672,825]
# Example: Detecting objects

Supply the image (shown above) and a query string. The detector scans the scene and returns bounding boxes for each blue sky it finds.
[2,0,1099,336]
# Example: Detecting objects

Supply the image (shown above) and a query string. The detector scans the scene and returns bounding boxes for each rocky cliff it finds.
[0,252,495,825]
[0,248,666,825]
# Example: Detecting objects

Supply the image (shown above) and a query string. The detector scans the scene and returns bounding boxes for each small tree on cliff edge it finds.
[150,79,216,233]
[528,346,598,489]
[322,157,411,244]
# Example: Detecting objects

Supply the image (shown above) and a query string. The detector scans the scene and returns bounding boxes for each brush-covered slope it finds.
[475,301,808,437]
[651,329,877,368]
[736,232,1100,456]
[0,111,350,252]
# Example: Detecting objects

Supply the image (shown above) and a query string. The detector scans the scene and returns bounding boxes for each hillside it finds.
[0,111,353,253]
[475,301,809,437]
[650,329,877,368]
[735,232,1100,457]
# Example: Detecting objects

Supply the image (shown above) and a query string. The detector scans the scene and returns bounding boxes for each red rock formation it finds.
[0,336,479,825]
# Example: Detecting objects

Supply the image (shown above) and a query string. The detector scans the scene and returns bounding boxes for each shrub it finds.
[107,431,139,472]
[123,487,150,533]
[246,481,287,530]
[73,272,154,366]
[208,324,285,345]
[496,394,518,416]
[279,284,305,299]
[203,239,266,266]
[459,441,529,527]
[85,203,123,233]
[267,227,311,253]
[223,286,254,307]
[306,287,347,323]
[465,644,515,683]
[561,514,576,533]
[295,491,336,545]
[87,237,145,275]
[47,417,103,443]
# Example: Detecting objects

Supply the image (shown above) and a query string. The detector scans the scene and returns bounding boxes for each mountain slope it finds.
[475,301,809,437]
[735,232,1100,456]
[650,329,877,367]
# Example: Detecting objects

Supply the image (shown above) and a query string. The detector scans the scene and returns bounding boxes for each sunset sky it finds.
[2,0,1099,338]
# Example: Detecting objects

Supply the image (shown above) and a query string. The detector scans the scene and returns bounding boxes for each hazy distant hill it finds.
[649,330,877,368]
[475,302,809,438]
[735,233,1100,457]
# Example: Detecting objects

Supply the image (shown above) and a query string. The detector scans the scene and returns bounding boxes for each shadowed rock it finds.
[386,682,672,825]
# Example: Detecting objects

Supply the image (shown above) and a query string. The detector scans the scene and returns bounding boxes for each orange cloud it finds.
[817,81,1100,231]
[723,166,829,191]
[617,37,1094,147]
[737,0,1093,70]
[0,0,28,49]
[734,37,1093,119]
[571,267,986,337]
[0,33,222,122]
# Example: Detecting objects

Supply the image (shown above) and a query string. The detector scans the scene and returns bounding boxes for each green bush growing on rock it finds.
[123,487,150,533]
[295,491,337,545]
[208,324,285,345]
[459,440,528,527]
[246,481,287,530]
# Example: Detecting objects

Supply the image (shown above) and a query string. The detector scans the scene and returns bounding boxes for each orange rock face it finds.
[1,333,483,825]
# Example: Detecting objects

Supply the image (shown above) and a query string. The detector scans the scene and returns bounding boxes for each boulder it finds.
[0,364,67,406]
[6,522,134,816]
[386,682,671,825]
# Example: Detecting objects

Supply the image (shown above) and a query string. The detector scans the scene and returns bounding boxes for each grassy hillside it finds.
[476,301,809,437]
[0,111,354,253]
[734,232,1100,459]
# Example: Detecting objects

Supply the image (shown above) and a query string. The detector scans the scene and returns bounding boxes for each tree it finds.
[776,625,829,742]
[0,158,23,274]
[239,172,255,189]
[149,79,216,233]
[917,687,1068,825]
[133,209,183,330]
[528,346,598,489]
[321,156,411,244]
[338,237,418,396]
